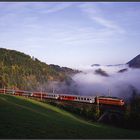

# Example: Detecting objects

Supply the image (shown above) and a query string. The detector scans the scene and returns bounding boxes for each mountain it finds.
[91,64,100,67]
[118,68,128,73]
[49,64,79,76]
[106,64,124,67]
[94,68,109,77]
[0,48,78,91]
[127,54,140,68]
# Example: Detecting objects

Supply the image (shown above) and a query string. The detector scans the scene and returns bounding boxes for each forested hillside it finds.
[0,48,78,91]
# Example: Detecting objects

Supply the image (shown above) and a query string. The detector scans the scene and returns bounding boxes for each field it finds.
[0,94,140,139]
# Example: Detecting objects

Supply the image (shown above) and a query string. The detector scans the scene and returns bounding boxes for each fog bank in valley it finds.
[71,65,140,100]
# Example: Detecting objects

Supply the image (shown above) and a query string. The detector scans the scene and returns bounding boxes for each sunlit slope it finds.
[0,94,140,139]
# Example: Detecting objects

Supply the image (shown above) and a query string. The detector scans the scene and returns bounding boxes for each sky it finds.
[0,2,140,69]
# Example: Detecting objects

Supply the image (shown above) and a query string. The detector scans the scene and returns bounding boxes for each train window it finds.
[84,98,86,100]
[87,98,89,100]
[81,98,83,100]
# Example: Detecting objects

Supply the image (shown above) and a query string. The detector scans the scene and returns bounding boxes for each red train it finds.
[95,96,124,106]
[0,89,6,94]
[0,88,125,106]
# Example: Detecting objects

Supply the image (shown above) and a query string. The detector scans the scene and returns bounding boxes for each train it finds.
[95,96,125,106]
[0,88,125,106]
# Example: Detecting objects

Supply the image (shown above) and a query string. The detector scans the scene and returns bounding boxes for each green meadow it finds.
[0,94,140,139]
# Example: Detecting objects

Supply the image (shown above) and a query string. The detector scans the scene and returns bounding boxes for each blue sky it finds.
[0,2,140,69]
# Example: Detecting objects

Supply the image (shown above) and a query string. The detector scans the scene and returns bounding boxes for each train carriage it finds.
[44,93,59,99]
[58,94,95,103]
[0,88,125,106]
[0,89,7,94]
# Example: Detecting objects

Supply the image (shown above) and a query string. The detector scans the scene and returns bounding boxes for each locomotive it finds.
[0,88,125,106]
[95,96,124,106]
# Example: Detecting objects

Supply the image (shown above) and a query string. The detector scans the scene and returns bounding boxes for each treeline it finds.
[123,92,140,129]
[45,100,100,121]
[0,48,77,91]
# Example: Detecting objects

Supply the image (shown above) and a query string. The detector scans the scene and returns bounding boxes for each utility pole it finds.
[12,87,15,95]
[96,96,99,110]
[4,86,5,94]
[96,96,100,120]
[108,88,111,97]
[41,87,43,101]
[53,86,55,93]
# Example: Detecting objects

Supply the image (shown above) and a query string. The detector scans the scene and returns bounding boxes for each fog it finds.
[71,65,140,100]
[38,79,79,95]
[40,64,140,100]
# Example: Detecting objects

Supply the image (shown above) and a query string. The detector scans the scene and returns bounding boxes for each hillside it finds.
[0,48,78,91]
[0,94,140,139]
[127,54,140,68]
[94,68,109,77]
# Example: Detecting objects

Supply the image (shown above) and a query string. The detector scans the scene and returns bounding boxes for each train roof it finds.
[47,93,95,98]
[9,89,122,100]
[98,96,123,100]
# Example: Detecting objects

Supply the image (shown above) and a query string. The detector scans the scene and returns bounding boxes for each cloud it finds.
[0,2,72,13]
[79,3,125,34]
[91,16,124,34]
[40,2,73,14]
[72,65,140,100]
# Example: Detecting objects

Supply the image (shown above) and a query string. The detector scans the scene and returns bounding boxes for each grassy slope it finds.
[0,94,140,139]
